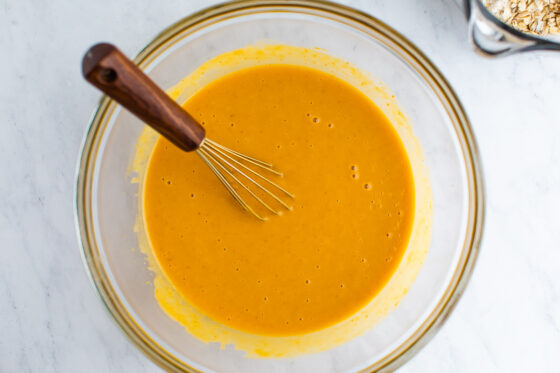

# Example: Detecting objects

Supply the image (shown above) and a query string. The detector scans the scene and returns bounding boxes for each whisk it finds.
[82,43,293,220]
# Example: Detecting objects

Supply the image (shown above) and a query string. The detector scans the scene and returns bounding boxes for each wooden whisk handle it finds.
[82,43,205,152]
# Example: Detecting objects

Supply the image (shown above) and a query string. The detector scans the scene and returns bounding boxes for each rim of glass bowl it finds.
[74,1,485,372]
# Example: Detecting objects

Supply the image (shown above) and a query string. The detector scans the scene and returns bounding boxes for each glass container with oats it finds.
[456,0,560,55]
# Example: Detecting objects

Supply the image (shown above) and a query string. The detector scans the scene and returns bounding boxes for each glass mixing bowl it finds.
[75,1,484,371]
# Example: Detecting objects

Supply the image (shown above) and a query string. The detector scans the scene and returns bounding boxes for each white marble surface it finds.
[1,0,559,372]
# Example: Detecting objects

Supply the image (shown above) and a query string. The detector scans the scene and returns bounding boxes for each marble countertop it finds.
[1,0,559,372]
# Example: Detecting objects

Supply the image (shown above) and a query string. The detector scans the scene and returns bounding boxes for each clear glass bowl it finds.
[75,1,484,372]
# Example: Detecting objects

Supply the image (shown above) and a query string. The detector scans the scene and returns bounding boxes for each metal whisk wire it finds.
[196,138,294,220]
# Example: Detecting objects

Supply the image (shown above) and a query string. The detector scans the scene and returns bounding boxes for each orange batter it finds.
[143,64,414,336]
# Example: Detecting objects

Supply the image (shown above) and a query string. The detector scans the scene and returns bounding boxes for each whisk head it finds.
[195,138,294,220]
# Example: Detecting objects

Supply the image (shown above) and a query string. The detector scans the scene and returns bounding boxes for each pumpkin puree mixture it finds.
[143,63,415,336]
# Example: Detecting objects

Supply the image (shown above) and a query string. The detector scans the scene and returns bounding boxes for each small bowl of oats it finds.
[457,0,560,56]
